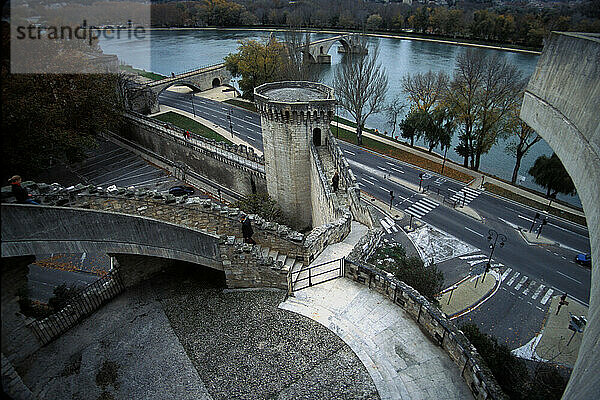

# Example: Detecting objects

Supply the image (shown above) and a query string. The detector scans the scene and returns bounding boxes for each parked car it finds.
[169,186,194,196]
[575,253,592,268]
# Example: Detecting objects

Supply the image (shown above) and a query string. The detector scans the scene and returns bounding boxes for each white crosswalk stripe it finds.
[500,269,555,306]
[540,289,554,305]
[450,186,483,206]
[506,271,520,286]
[514,276,528,291]
[404,197,439,219]
[379,217,398,234]
[460,254,487,260]
[531,285,545,300]
[500,268,513,281]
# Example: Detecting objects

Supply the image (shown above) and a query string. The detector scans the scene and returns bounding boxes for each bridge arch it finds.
[157,81,203,97]
[212,77,221,88]
[520,32,599,398]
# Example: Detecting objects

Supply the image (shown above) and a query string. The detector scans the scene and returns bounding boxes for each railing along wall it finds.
[28,270,125,345]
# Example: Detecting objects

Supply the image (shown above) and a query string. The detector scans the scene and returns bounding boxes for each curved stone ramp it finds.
[280,279,473,400]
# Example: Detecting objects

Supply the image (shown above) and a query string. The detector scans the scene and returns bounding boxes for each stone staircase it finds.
[231,237,303,274]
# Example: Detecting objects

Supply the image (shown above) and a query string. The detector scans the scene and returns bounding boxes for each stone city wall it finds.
[305,144,352,263]
[326,130,374,228]
[344,257,507,400]
[120,112,266,196]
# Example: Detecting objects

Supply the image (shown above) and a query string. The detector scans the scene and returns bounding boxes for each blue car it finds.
[575,253,592,268]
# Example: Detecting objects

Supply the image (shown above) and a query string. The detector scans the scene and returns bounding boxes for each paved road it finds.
[160,90,592,348]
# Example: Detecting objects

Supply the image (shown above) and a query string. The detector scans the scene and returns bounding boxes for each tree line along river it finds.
[98,28,582,208]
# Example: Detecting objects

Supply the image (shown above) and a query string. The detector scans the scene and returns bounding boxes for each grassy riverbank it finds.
[154,112,232,144]
[224,99,257,113]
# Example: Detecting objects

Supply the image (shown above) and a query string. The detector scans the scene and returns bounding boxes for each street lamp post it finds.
[482,229,507,283]
[227,110,233,138]
[537,217,548,239]
[190,93,196,117]
[529,212,540,233]
[418,173,424,192]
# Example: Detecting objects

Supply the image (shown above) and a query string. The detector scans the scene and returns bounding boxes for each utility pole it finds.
[537,217,548,239]
[389,190,394,210]
[190,93,196,117]
[483,229,506,283]
[529,212,540,233]
[418,173,424,192]
[227,110,233,138]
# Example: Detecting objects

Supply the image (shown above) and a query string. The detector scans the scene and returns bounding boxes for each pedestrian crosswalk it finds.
[459,253,555,307]
[404,197,439,219]
[501,267,554,306]
[450,186,483,206]
[379,216,398,234]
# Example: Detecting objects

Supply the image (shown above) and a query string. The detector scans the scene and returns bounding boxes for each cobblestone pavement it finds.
[16,265,378,400]
[154,268,379,400]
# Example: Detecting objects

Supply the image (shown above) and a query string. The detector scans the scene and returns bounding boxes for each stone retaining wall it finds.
[120,112,266,196]
[343,258,507,400]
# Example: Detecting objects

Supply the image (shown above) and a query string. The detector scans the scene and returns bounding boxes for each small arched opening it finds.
[313,128,322,146]
[320,46,324,54]
[212,78,220,88]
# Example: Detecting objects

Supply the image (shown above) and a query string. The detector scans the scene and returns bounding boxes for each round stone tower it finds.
[254,81,335,230]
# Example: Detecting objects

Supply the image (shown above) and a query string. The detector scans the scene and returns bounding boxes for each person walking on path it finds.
[332,171,340,192]
[9,175,39,204]
[241,215,256,244]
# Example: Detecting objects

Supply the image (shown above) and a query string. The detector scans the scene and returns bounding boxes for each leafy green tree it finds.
[234,192,287,226]
[369,244,444,302]
[366,14,383,31]
[399,109,426,147]
[528,153,576,198]
[224,38,288,99]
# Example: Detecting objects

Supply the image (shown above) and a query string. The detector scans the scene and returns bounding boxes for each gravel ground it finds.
[16,265,378,400]
[153,268,379,400]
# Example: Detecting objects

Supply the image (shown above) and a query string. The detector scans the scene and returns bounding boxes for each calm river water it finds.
[99,29,581,207]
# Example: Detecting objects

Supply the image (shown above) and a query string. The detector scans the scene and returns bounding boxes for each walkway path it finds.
[280,221,473,400]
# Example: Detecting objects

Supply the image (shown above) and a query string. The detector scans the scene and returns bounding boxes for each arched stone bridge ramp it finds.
[1,204,223,284]
[129,63,232,113]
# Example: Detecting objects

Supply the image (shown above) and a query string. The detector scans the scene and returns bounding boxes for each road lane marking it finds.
[390,167,404,174]
[344,150,356,156]
[506,272,520,286]
[464,227,484,237]
[540,289,554,305]
[556,271,583,284]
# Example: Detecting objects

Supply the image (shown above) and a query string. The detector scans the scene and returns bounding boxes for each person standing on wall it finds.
[241,215,256,244]
[9,175,39,204]
[332,171,340,192]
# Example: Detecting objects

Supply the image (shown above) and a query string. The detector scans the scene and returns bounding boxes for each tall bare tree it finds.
[472,53,525,170]
[446,49,486,168]
[282,25,316,81]
[401,70,449,112]
[385,97,405,136]
[334,38,388,145]
[503,102,541,184]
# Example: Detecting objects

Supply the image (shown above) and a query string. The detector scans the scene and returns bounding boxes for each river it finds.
[98,29,581,208]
